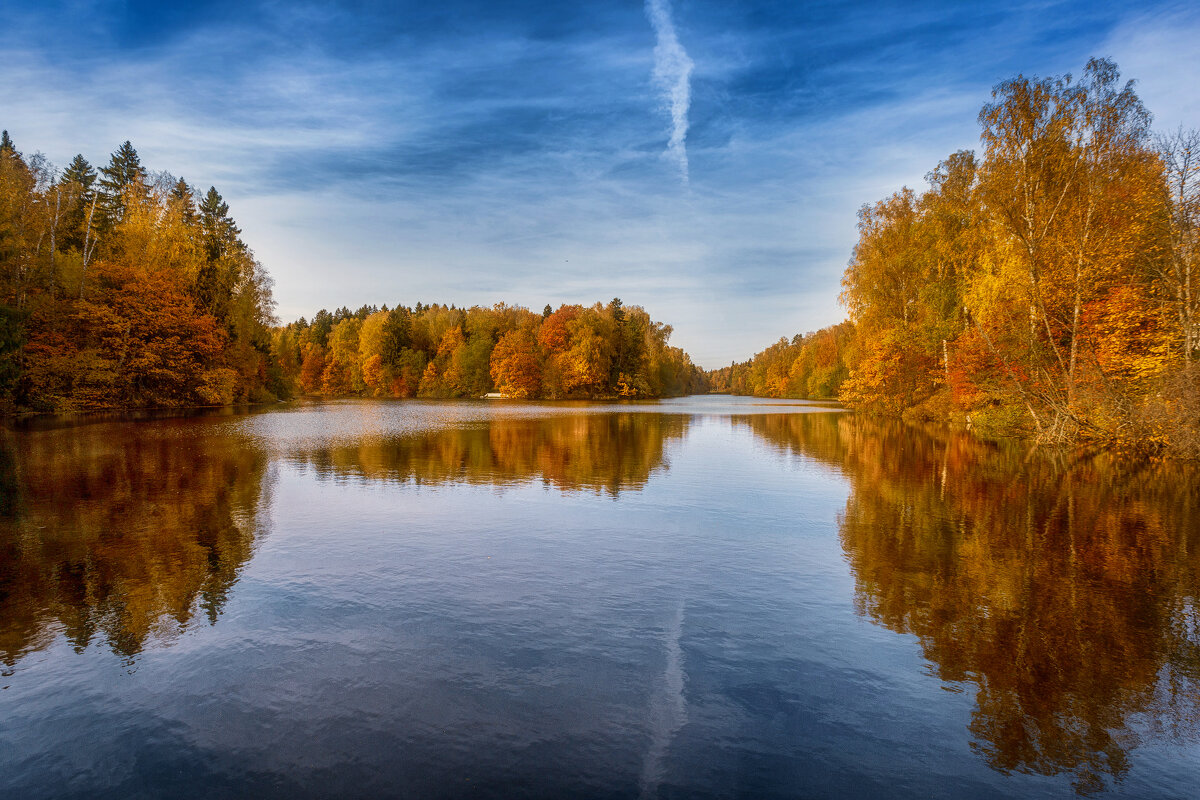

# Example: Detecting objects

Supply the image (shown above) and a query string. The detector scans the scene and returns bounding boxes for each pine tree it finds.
[97,140,148,227]
[0,130,24,170]
[59,154,98,253]
[198,186,239,262]
[381,307,412,366]
[310,309,334,347]
[100,141,147,190]
[170,178,197,226]
[196,186,241,319]
[60,153,96,189]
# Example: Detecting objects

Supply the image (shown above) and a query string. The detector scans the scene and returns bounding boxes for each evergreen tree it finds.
[60,153,96,189]
[196,186,241,320]
[97,140,148,227]
[0,132,33,292]
[59,154,98,253]
[170,178,198,226]
[608,297,627,386]
[310,309,334,347]
[198,186,239,260]
[100,141,147,191]
[0,130,24,171]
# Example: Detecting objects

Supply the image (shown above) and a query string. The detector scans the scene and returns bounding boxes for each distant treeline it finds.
[706,321,854,399]
[713,59,1200,456]
[0,130,705,412]
[272,298,706,400]
[0,134,279,412]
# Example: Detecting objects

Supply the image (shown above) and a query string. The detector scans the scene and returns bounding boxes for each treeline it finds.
[841,58,1199,451]
[0,130,705,412]
[706,321,854,398]
[720,59,1200,455]
[0,133,279,413]
[272,298,707,400]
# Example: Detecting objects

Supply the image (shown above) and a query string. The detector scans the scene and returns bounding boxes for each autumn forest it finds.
[0,133,703,409]
[712,59,1200,456]
[2,57,1198,453]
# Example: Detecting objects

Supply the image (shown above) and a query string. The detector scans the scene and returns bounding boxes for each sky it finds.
[3,1,1200,368]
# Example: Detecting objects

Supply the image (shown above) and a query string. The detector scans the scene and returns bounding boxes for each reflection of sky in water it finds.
[1,399,1199,799]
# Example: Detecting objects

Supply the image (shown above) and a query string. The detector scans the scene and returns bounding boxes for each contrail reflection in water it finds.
[639,600,687,799]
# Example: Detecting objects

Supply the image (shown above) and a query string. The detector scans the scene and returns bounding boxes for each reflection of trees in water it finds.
[0,426,270,665]
[289,413,689,496]
[732,412,849,468]
[741,413,1200,794]
[0,411,679,666]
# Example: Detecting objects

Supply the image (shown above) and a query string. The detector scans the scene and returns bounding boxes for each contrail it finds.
[645,0,693,185]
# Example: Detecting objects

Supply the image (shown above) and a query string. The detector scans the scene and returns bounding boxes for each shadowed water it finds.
[1,397,1198,798]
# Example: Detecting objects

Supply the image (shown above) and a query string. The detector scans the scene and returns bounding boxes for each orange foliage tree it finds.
[277,301,703,401]
[0,134,281,412]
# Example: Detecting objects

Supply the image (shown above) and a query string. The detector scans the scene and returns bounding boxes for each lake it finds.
[2,396,1198,799]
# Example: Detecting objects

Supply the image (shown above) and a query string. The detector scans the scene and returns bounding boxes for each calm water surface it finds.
[1,396,1199,798]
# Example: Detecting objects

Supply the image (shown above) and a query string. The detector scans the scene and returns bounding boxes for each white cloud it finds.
[1102,7,1200,132]
[6,2,1193,368]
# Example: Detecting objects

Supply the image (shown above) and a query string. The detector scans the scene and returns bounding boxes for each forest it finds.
[0,132,703,411]
[714,59,1200,455]
[0,135,279,412]
[5,57,1199,451]
[271,299,706,400]
[705,321,854,399]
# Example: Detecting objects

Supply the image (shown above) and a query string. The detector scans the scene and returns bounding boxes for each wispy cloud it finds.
[645,0,693,185]
[1102,6,1200,132]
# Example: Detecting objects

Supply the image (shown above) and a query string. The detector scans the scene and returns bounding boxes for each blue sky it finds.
[3,1,1200,367]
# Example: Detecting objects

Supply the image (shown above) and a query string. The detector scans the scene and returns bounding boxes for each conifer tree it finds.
[60,153,96,189]
[0,131,25,172]
[58,154,98,252]
[97,140,148,227]
[310,309,333,347]
[196,186,241,320]
[198,186,239,262]
[170,178,198,226]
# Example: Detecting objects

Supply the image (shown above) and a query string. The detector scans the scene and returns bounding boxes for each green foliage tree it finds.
[57,154,98,254]
[97,140,148,228]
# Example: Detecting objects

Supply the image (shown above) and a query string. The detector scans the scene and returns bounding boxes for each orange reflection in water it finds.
[0,410,687,665]
[287,411,688,496]
[0,423,270,664]
[742,413,1200,794]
